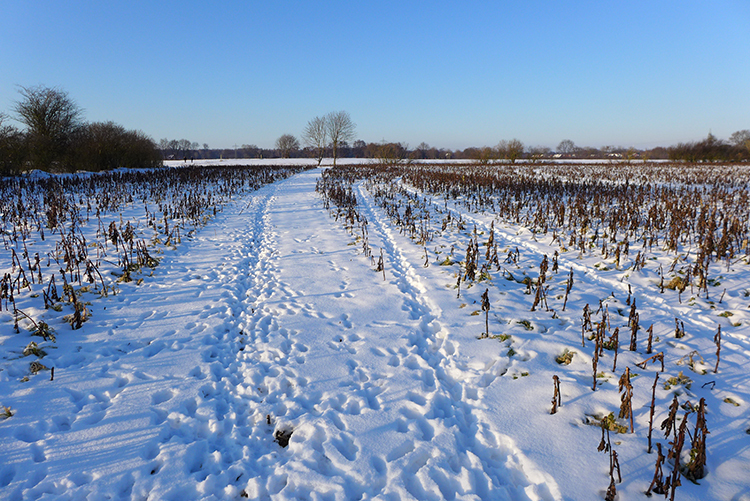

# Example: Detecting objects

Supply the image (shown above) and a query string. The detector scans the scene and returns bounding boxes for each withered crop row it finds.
[1,164,310,333]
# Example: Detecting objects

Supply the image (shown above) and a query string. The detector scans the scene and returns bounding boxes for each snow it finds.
[1,162,749,500]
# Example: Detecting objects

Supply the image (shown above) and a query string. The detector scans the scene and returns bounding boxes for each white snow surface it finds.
[0,165,749,500]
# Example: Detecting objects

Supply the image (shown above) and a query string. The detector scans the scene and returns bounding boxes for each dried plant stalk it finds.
[550,375,561,414]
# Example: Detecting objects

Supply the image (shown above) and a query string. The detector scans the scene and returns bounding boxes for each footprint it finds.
[346,399,361,415]
[65,388,87,410]
[183,398,198,417]
[364,386,383,410]
[326,410,347,431]
[51,415,71,432]
[140,311,156,321]
[404,357,421,370]
[144,341,166,358]
[421,369,436,389]
[147,459,164,476]
[340,314,352,329]
[143,441,160,460]
[371,456,386,474]
[151,409,168,425]
[202,348,219,362]
[116,472,135,498]
[356,368,369,382]
[416,418,434,441]
[185,442,209,474]
[428,469,455,500]
[406,391,427,406]
[30,443,46,463]
[332,434,358,461]
[151,389,174,405]
[0,465,15,487]
[81,411,106,425]
[386,440,415,463]
[405,447,431,475]
[14,425,42,443]
[68,471,92,486]
[25,467,47,489]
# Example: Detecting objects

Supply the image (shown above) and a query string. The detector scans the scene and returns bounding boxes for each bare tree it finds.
[275,133,300,158]
[325,111,356,167]
[506,138,524,163]
[728,129,750,147]
[479,146,495,165]
[496,139,524,163]
[416,142,430,159]
[496,140,508,161]
[376,141,410,166]
[302,116,327,166]
[557,139,577,156]
[14,85,84,170]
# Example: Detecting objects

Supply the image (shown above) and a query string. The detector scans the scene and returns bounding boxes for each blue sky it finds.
[2,1,748,150]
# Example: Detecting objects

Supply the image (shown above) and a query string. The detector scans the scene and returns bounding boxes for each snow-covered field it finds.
[0,162,748,500]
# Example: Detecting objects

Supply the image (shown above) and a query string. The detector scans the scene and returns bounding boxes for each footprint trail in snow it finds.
[228,171,558,500]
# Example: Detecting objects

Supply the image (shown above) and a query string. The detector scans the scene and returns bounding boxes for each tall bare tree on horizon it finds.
[302,116,327,166]
[325,111,356,168]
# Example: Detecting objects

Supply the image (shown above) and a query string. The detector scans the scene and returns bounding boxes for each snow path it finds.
[227,171,557,500]
[0,170,558,500]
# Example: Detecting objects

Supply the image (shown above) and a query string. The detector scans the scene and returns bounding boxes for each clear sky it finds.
[2,1,749,150]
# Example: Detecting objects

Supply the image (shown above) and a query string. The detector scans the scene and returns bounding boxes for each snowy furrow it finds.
[355,181,559,501]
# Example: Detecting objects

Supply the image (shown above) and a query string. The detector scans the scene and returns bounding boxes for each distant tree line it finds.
[168,130,750,165]
[0,85,162,175]
[667,131,750,162]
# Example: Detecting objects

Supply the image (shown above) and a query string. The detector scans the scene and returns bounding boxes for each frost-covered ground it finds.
[0,162,748,500]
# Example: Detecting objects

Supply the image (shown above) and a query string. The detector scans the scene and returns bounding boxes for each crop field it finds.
[0,160,748,500]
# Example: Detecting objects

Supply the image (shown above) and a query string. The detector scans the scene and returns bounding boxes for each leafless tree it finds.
[275,133,300,158]
[325,111,356,167]
[302,116,328,166]
[14,85,84,169]
[506,138,524,163]
[728,129,750,147]
[174,139,191,159]
[416,142,431,159]
[496,139,524,163]
[496,140,508,161]
[376,141,410,165]
[557,139,577,156]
